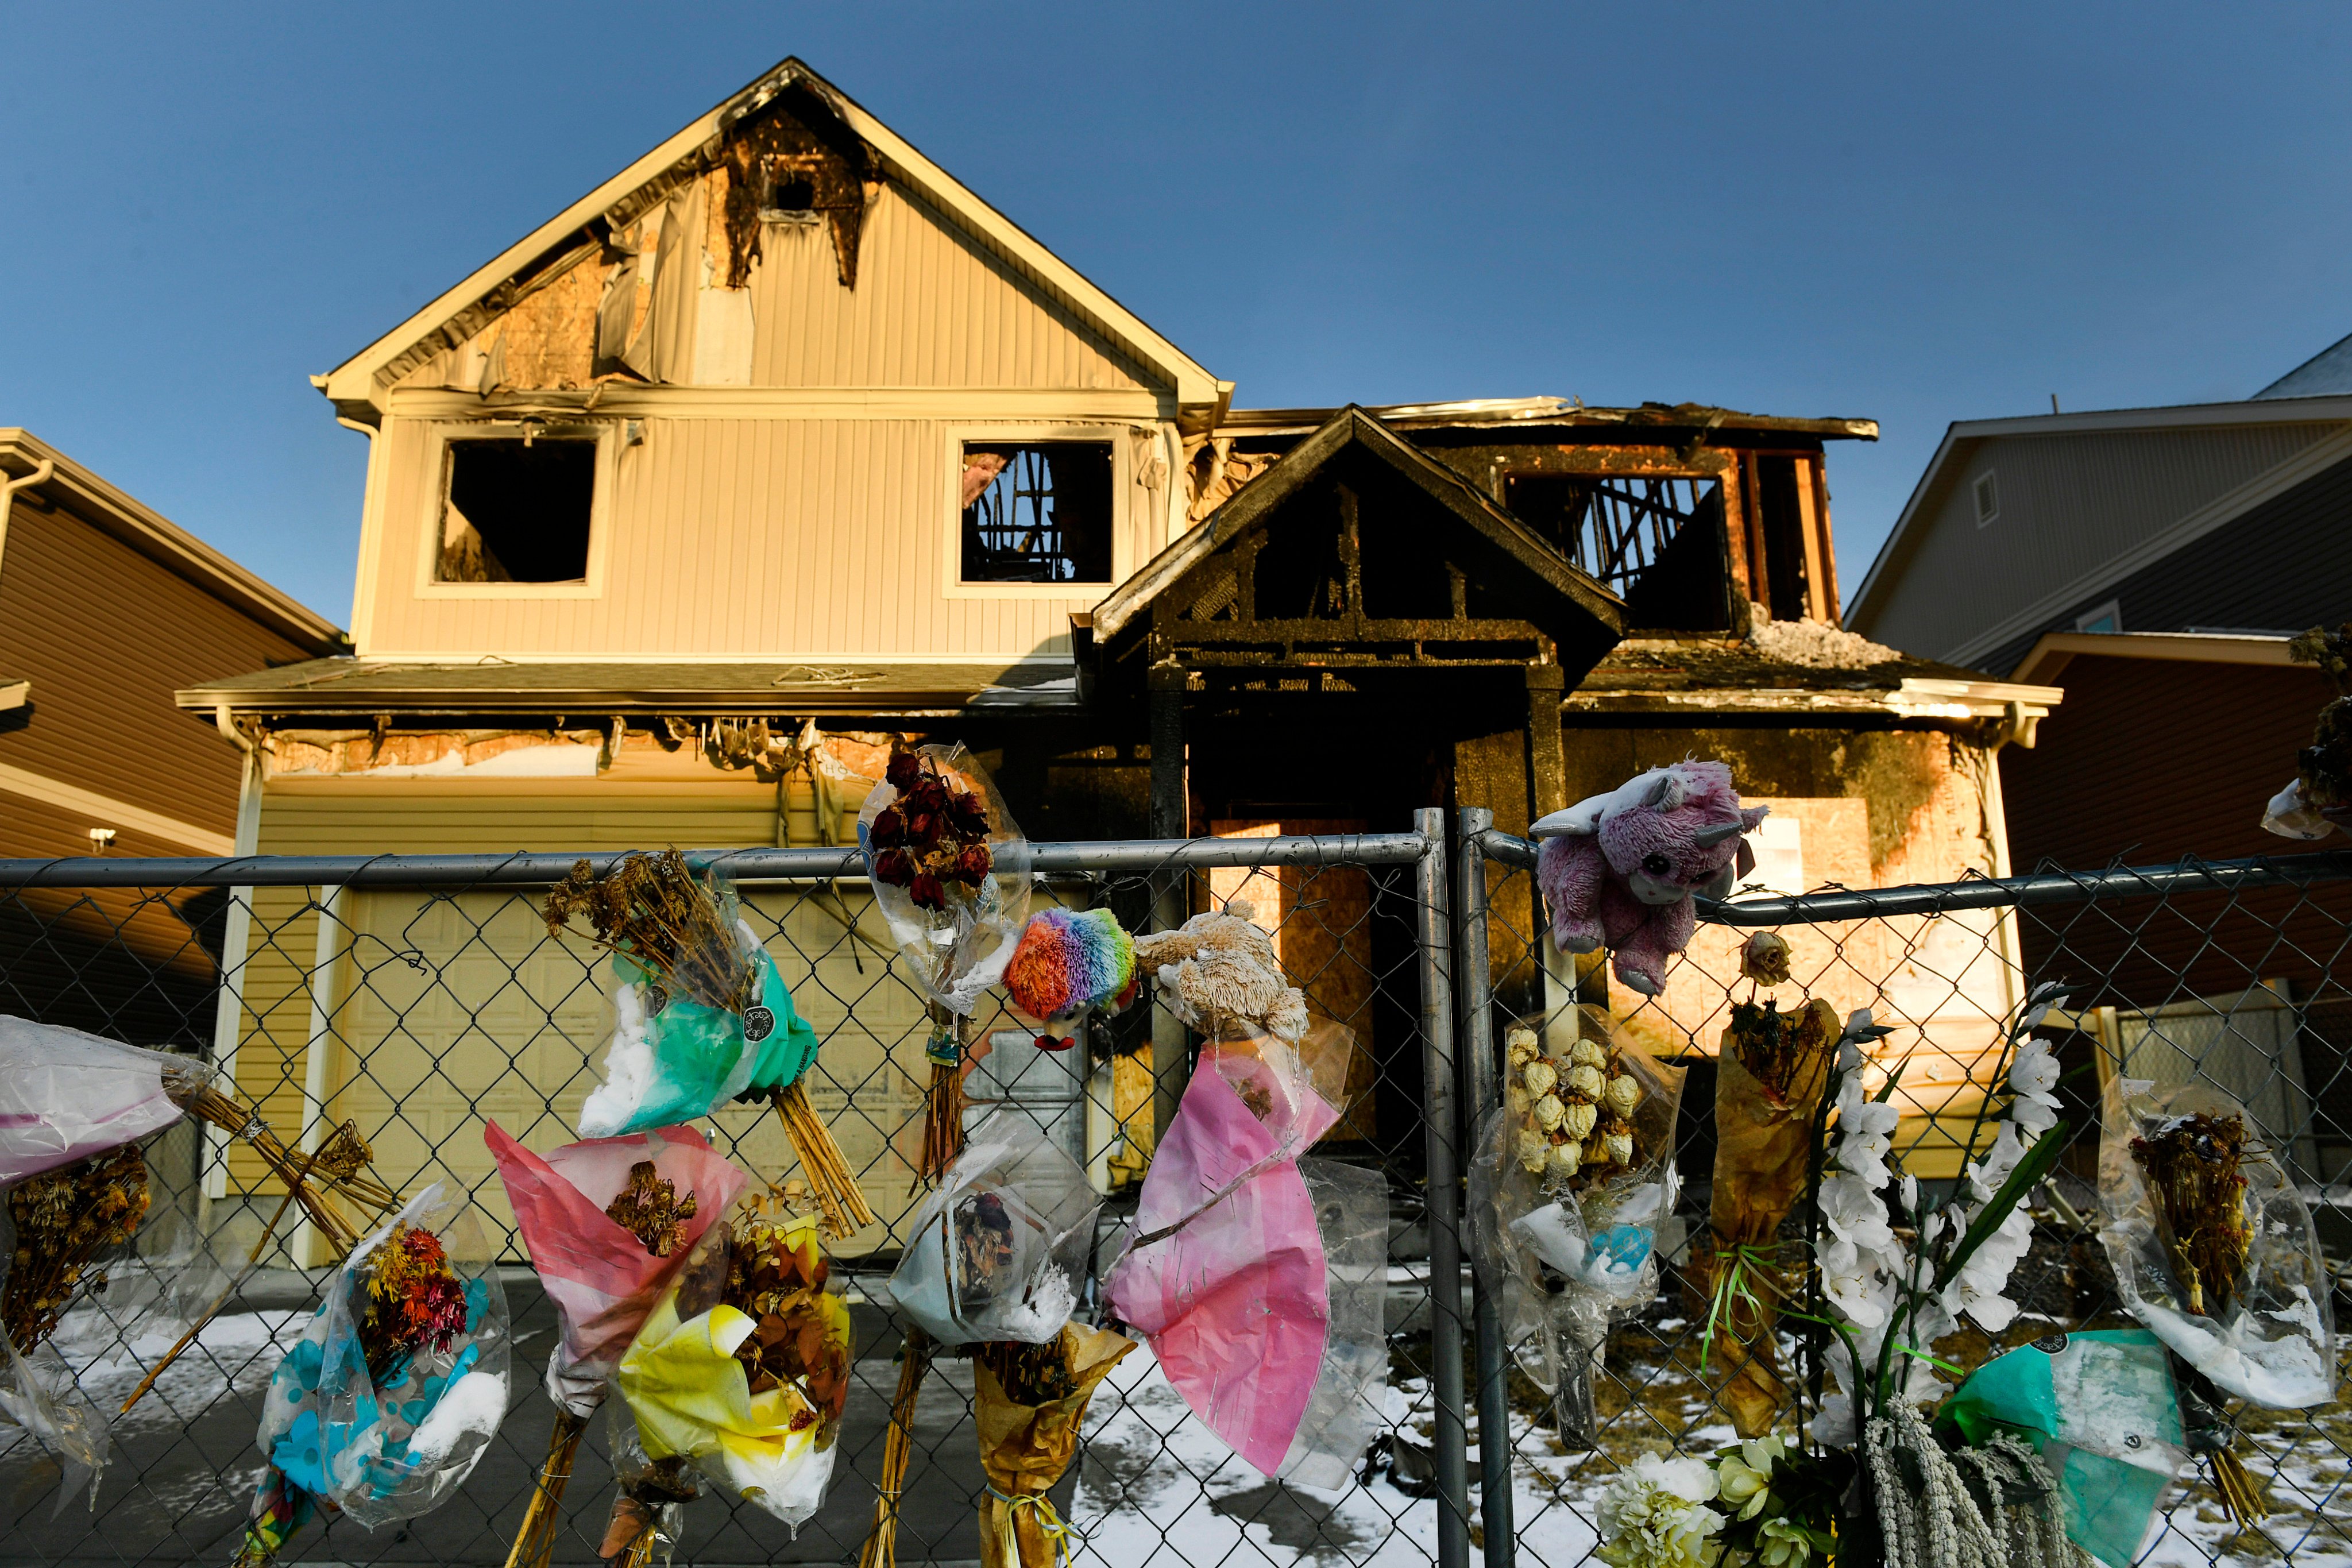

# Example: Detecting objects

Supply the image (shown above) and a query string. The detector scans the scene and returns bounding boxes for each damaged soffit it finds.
[314,57,1222,421]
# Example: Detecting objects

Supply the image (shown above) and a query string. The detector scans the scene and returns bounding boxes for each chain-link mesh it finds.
[0,834,1464,1568]
[8,828,2348,1568]
[1461,828,2352,1568]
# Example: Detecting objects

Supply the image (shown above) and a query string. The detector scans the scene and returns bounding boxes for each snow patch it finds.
[1748,617,1901,669]
[403,1369,507,1466]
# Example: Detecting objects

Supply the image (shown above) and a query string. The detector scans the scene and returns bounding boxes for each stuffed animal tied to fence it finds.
[1532,761,1767,996]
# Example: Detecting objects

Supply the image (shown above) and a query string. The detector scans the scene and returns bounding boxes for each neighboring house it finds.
[0,429,345,1042]
[174,58,2056,1248]
[1847,341,2352,1183]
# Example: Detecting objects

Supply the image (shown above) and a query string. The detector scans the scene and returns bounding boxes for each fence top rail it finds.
[1469,829,2352,926]
[0,832,1431,890]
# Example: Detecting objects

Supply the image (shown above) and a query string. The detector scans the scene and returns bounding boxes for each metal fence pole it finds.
[1416,807,1472,1568]
[1455,808,1514,1567]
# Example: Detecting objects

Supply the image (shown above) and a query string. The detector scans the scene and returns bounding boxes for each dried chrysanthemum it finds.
[2,1142,150,1352]
[974,1329,1082,1407]
[1725,998,1835,1111]
[359,1223,469,1381]
[605,1161,699,1257]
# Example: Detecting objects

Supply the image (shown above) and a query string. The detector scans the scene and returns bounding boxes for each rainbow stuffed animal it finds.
[1003,907,1139,1051]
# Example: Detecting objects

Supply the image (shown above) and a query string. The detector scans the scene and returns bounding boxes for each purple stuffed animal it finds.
[1532,761,1767,996]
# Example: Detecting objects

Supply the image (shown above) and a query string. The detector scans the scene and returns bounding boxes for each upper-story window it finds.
[1504,472,1732,631]
[959,442,1114,585]
[437,436,596,584]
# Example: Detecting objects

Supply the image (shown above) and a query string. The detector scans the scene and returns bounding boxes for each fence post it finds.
[1455,809,1515,1567]
[1416,808,1472,1568]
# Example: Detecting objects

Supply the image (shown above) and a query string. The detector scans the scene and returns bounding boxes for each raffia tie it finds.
[984,1483,1076,1568]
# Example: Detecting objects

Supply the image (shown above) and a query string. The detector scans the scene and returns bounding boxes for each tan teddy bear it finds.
[1130,899,1309,1043]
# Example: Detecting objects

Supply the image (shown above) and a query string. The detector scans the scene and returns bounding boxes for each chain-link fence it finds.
[1458,811,2352,1568]
[2,817,2348,1568]
[0,821,1470,1568]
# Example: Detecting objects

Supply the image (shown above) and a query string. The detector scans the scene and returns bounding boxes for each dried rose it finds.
[869,806,907,848]
[1547,1141,1583,1177]
[886,751,923,791]
[1534,1093,1566,1131]
[1566,1064,1605,1099]
[945,790,990,837]
[1570,1039,1606,1068]
[873,847,915,887]
[1604,1073,1642,1118]
[1523,1060,1559,1098]
[949,844,993,886]
[1563,1100,1598,1141]
[1741,932,1793,986]
[1517,1131,1549,1174]
[910,872,946,912]
[1598,1125,1634,1166]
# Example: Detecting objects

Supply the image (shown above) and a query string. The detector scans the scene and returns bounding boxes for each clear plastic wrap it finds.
[856,744,1033,1017]
[577,914,817,1140]
[1104,1026,1388,1486]
[1469,1017,1683,1445]
[0,1015,185,1186]
[484,1121,748,1417]
[615,1199,852,1534]
[249,1183,512,1535]
[2097,1075,2335,1408]
[887,1105,1102,1346]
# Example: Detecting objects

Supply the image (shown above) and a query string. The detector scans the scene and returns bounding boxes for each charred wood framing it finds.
[719,80,879,288]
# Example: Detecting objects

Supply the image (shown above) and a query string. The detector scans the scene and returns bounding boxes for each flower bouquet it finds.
[972,1326,1137,1568]
[547,851,872,1239]
[2096,1075,2334,1522]
[1700,980,1842,1436]
[1003,906,1139,1052]
[857,744,1032,1181]
[1106,1025,1388,1488]
[234,1184,511,1567]
[1471,1016,1683,1445]
[485,1122,748,1568]
[611,1193,853,1555]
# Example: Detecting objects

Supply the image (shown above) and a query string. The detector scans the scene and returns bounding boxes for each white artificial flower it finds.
[1821,1238,1893,1328]
[1899,1173,1918,1214]
[1831,1077,1899,1187]
[1941,1207,2032,1331]
[1809,1392,1856,1447]
[1597,1453,1726,1568]
[1820,1172,1896,1254]
[1717,1435,1785,1520]
[2008,1038,2062,1131]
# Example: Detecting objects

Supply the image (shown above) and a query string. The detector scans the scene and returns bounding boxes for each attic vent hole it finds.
[1973,471,2000,527]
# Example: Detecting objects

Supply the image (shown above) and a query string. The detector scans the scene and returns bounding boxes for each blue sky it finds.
[6,3,2350,626]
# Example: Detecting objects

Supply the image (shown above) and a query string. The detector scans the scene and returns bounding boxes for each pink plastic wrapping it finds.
[1106,1029,1388,1488]
[485,1122,748,1419]
[0,1015,184,1187]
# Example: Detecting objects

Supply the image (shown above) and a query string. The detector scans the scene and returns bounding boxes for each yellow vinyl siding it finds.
[748,183,1157,390]
[363,414,1156,660]
[230,774,944,1256]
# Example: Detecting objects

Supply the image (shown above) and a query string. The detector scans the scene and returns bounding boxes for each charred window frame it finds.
[1740,452,1837,624]
[958,442,1116,586]
[431,428,606,589]
[1502,472,1732,632]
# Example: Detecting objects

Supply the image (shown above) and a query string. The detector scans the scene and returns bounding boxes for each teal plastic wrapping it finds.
[1945,1329,2184,1567]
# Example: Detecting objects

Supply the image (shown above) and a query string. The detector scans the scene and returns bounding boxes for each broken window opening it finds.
[960,443,1114,585]
[437,437,596,584]
[1504,472,1731,631]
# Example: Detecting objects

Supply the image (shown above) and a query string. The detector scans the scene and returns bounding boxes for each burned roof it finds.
[1565,632,2061,731]
[1215,397,1879,442]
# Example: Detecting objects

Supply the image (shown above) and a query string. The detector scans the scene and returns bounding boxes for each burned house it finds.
[174,58,2057,1246]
